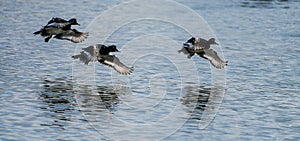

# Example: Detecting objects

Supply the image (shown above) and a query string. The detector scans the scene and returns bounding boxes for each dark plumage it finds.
[179,37,227,69]
[54,29,88,43]
[46,17,80,29]
[72,44,133,75]
[33,17,86,43]
[185,37,218,50]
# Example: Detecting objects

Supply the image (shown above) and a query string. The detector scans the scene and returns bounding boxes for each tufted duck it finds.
[72,44,133,75]
[179,37,227,69]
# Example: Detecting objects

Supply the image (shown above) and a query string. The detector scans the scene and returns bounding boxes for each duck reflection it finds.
[40,77,74,104]
[96,85,121,112]
[39,76,127,128]
[40,76,126,113]
[38,77,75,128]
[74,84,129,113]
[180,84,226,129]
[180,85,211,120]
[241,0,289,9]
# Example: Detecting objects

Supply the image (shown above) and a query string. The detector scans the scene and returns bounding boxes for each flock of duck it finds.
[34,17,228,75]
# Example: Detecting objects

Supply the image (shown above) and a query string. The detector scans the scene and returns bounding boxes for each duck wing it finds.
[72,45,100,64]
[98,55,133,75]
[197,48,228,69]
[54,29,88,43]
[47,17,68,24]
[46,22,72,29]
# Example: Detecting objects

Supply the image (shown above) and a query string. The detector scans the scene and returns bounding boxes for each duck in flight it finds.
[72,44,133,75]
[33,17,88,43]
[178,37,228,69]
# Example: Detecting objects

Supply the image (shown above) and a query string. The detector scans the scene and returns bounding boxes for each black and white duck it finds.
[72,44,133,75]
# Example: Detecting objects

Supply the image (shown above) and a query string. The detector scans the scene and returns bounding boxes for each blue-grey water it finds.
[1,0,299,140]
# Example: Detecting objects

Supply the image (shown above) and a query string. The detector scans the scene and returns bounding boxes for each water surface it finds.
[1,0,299,140]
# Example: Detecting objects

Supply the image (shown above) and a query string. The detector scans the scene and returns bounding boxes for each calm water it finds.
[1,0,299,140]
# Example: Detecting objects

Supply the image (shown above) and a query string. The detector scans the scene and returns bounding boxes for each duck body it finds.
[186,37,218,50]
[46,17,79,29]
[33,26,66,42]
[72,44,133,75]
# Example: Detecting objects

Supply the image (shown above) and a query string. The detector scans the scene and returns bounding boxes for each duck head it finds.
[108,45,120,52]
[208,38,218,45]
[69,18,80,25]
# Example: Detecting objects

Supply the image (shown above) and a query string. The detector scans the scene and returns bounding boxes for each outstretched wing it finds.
[68,30,88,43]
[72,45,99,64]
[98,55,133,75]
[54,29,88,43]
[197,48,228,69]
[72,51,91,65]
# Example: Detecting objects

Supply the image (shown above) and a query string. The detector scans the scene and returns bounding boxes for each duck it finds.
[54,29,88,43]
[72,44,133,75]
[185,37,218,50]
[178,37,228,69]
[33,17,86,43]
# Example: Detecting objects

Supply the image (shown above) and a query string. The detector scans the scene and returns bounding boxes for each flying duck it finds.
[72,44,133,75]
[33,17,87,43]
[178,37,228,69]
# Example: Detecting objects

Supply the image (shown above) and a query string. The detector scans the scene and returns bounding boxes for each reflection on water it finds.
[75,83,216,120]
[38,65,225,140]
[96,86,121,112]
[241,0,290,8]
[181,85,210,120]
[39,77,123,118]
[74,84,126,113]
[72,78,225,140]
[38,77,76,128]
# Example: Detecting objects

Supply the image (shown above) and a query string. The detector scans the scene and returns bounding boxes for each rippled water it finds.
[1,0,299,140]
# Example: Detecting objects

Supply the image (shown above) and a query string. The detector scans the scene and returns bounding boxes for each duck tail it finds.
[72,54,80,59]
[33,30,41,35]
